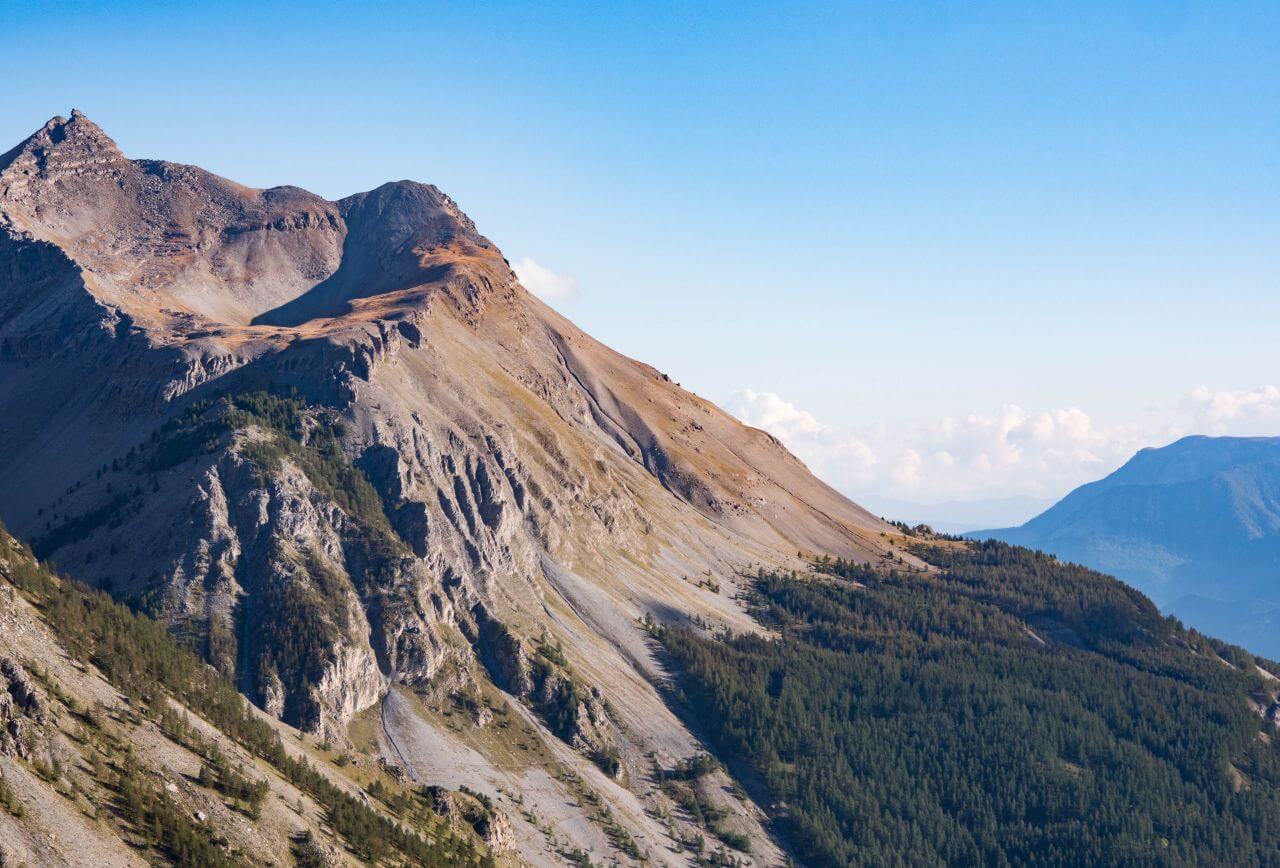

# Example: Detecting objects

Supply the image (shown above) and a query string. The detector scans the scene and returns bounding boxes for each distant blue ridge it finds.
[969,435,1280,659]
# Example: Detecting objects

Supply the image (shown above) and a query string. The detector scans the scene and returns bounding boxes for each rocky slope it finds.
[0,527,502,867]
[974,435,1280,658]
[0,111,897,864]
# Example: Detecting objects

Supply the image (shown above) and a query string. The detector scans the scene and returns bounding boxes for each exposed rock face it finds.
[476,807,518,858]
[423,785,515,855]
[0,656,46,759]
[0,112,891,844]
[292,833,345,868]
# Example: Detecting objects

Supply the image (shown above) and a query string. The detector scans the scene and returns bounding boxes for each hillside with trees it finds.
[660,541,1280,866]
[975,436,1280,658]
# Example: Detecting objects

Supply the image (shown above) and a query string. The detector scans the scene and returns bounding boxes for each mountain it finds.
[0,111,894,864]
[8,112,1280,866]
[974,435,1280,657]
[856,494,1055,535]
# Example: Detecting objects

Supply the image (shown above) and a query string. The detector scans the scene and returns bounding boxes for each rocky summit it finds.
[0,112,894,864]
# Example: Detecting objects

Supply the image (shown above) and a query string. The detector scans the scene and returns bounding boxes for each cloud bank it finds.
[725,386,1280,504]
[512,257,578,301]
[1182,385,1280,434]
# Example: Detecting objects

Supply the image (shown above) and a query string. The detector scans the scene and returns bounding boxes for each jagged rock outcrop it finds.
[423,784,515,855]
[0,528,497,866]
[2,116,888,700]
[476,807,518,858]
[0,657,46,759]
[291,834,345,868]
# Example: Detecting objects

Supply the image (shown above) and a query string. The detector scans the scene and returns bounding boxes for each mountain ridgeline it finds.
[3,112,1280,866]
[975,436,1280,659]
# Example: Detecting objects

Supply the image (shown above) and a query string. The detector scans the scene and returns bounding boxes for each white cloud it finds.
[722,390,878,492]
[725,386,1280,504]
[722,389,827,438]
[1181,385,1280,434]
[512,257,579,301]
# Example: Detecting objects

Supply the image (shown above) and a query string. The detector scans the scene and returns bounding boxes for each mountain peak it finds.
[48,109,124,156]
[43,109,118,148]
[0,109,124,177]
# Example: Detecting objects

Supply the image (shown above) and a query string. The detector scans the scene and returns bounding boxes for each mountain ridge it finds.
[974,434,1280,657]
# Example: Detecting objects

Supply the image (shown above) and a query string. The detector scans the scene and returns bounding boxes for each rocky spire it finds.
[0,109,125,179]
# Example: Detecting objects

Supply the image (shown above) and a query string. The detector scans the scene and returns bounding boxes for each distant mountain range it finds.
[973,435,1280,657]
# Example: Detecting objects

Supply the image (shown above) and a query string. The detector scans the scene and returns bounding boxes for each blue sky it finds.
[3,1,1277,511]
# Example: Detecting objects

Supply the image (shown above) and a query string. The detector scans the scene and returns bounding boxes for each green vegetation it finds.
[656,753,747,854]
[156,703,269,817]
[20,390,424,730]
[531,656,581,743]
[0,773,25,817]
[198,751,270,817]
[45,388,405,575]
[219,393,389,529]
[0,528,491,867]
[696,846,747,867]
[146,398,225,471]
[139,390,406,720]
[208,392,407,721]
[660,541,1280,866]
[246,547,346,723]
[291,830,330,868]
[113,751,238,867]
[526,636,624,777]
[31,491,140,559]
[28,389,407,707]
